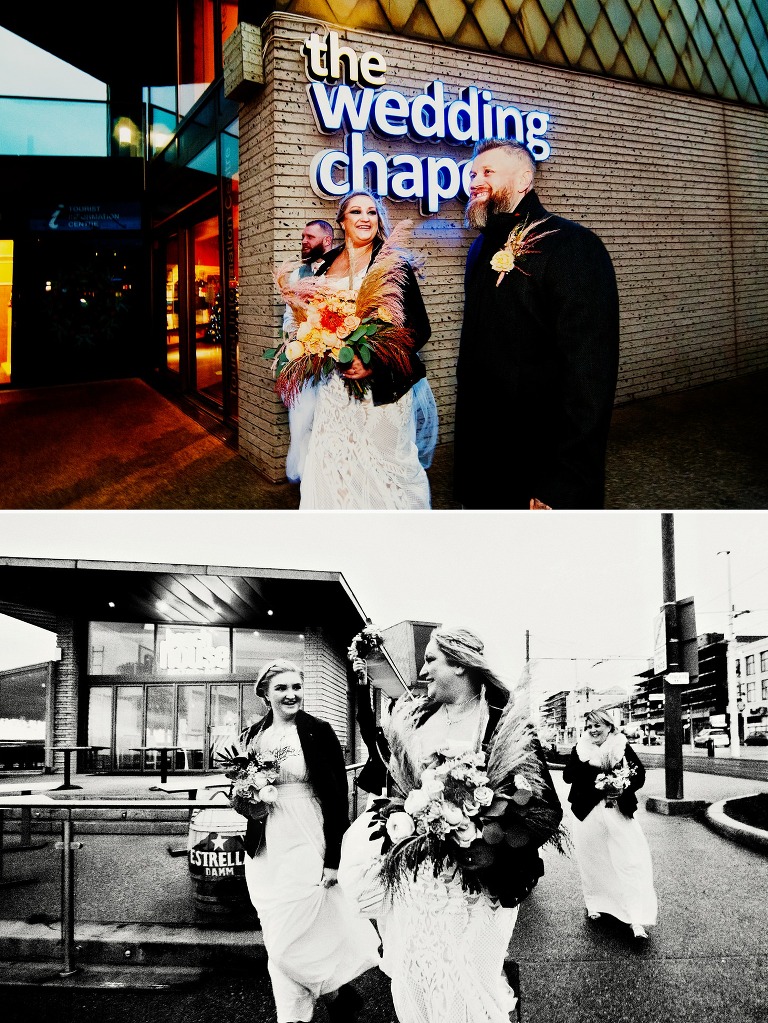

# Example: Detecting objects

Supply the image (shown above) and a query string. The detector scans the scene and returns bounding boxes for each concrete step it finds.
[0,920,265,970]
[0,961,213,989]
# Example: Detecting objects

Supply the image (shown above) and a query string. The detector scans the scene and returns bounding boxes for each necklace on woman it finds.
[347,242,373,290]
[443,693,481,726]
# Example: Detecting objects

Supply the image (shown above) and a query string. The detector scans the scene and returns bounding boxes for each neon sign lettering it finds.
[302,31,552,214]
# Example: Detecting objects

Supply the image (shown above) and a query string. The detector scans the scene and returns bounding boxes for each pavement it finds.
[1,368,768,509]
[0,761,767,1022]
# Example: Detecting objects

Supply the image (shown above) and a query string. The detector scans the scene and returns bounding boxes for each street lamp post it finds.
[717,550,741,759]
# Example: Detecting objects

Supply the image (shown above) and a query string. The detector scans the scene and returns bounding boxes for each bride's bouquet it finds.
[215,743,291,821]
[266,221,421,404]
[594,760,636,808]
[370,745,537,887]
[365,698,568,900]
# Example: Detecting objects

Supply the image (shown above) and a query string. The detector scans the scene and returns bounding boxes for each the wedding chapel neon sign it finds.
[302,31,552,215]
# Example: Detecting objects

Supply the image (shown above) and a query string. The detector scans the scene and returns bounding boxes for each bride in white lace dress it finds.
[283,190,438,509]
[338,627,565,1023]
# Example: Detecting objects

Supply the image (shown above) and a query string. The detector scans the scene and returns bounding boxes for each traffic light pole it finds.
[661,514,684,800]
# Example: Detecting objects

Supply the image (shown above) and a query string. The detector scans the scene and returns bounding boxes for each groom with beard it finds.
[454,139,620,510]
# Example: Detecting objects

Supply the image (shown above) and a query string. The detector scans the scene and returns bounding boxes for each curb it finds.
[644,796,707,816]
[704,795,768,853]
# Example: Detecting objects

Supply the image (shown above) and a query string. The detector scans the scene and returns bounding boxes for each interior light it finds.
[267,609,274,616]
[118,125,132,145]
[108,601,115,608]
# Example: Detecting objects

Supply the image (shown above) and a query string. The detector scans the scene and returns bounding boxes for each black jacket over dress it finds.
[239,710,350,867]
[562,741,645,821]
[315,238,430,406]
[455,190,620,509]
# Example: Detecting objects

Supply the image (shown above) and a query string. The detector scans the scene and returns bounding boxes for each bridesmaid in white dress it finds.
[562,709,658,940]
[285,190,438,509]
[239,660,380,1023]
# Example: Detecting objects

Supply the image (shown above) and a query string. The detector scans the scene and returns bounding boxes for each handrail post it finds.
[58,811,80,977]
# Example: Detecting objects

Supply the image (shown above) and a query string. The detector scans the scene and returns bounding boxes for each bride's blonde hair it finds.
[431,626,510,705]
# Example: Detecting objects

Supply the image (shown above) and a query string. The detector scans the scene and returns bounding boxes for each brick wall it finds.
[237,15,768,479]
[303,627,350,751]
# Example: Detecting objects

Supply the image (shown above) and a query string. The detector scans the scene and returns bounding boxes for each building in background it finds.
[0,556,410,777]
[1,2,766,477]
[630,631,768,744]
[733,637,768,739]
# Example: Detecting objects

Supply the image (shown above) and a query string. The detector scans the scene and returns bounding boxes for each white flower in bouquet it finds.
[404,787,434,816]
[474,785,494,807]
[259,785,279,804]
[441,803,467,827]
[248,770,270,790]
[386,811,416,842]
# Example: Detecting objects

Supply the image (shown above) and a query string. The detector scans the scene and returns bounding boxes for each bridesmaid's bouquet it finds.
[594,760,636,808]
[215,743,291,821]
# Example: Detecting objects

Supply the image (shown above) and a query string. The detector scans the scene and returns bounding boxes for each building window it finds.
[746,655,755,675]
[762,679,768,701]
[746,681,757,702]
[89,622,155,675]
[232,629,305,675]
[761,651,768,673]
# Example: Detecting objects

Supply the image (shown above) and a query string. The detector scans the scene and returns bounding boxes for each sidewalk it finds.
[1,766,767,1022]
[1,369,767,509]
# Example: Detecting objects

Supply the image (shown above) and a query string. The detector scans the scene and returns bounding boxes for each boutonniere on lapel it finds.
[490,217,558,286]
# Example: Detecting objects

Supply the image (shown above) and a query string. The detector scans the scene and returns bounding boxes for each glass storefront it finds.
[87,622,305,772]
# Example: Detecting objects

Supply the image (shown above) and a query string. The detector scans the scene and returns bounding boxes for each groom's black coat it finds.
[455,190,620,510]
[239,709,350,867]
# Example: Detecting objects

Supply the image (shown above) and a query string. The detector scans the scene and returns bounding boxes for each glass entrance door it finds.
[209,683,239,768]
[192,215,222,405]
[0,240,13,385]
[164,234,181,379]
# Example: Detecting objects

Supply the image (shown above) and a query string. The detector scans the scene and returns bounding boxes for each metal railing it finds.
[0,764,369,977]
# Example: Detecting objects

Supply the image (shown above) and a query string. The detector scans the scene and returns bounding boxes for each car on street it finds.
[694,728,729,748]
[744,731,768,746]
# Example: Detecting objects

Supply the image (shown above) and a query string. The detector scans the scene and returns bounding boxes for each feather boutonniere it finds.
[490,217,558,286]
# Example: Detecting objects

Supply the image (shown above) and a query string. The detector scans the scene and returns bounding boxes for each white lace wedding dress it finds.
[286,270,433,510]
[340,704,519,1023]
